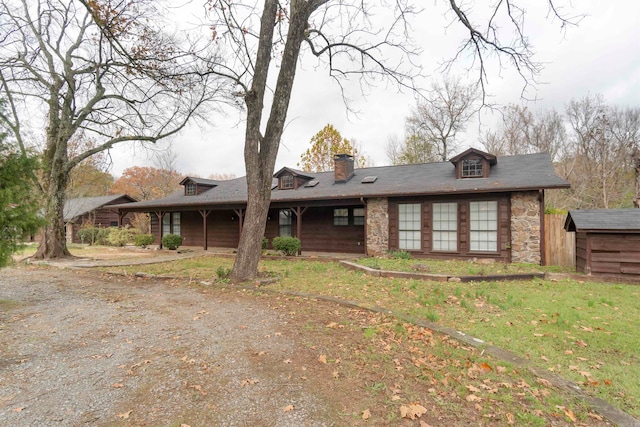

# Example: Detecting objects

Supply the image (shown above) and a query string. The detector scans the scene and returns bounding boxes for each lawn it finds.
[102,256,640,419]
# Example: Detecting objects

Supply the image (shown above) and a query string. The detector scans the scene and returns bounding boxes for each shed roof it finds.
[564,209,640,232]
[64,194,136,221]
[113,152,569,211]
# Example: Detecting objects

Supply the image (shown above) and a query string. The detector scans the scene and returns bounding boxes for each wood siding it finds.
[388,194,511,262]
[68,198,133,244]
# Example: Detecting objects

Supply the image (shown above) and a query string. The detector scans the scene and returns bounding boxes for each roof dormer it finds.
[179,177,218,196]
[449,148,497,179]
[273,167,315,190]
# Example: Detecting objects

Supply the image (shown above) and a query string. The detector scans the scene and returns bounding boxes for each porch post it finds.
[199,209,211,250]
[155,211,165,249]
[117,211,126,227]
[234,208,244,236]
[291,206,308,255]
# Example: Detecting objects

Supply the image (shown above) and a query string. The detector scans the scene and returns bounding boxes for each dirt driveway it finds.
[1,266,353,426]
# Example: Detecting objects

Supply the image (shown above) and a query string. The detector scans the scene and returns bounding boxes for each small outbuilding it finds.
[63,194,137,243]
[564,209,640,275]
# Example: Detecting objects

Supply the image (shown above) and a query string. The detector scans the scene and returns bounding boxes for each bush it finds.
[272,236,301,256]
[262,237,269,250]
[162,233,183,250]
[134,234,155,248]
[77,227,100,245]
[389,250,412,260]
[96,228,110,245]
[107,226,134,247]
[216,266,231,279]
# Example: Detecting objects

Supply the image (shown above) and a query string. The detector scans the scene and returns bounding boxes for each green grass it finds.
[102,255,640,417]
[356,257,572,275]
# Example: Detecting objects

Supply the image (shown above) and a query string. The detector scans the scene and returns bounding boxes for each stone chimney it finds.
[334,153,354,183]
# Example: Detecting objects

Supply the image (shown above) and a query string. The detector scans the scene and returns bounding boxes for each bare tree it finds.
[0,0,223,259]
[480,104,566,160]
[201,0,577,281]
[404,77,480,161]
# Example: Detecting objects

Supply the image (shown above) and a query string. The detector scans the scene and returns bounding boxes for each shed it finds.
[564,209,640,275]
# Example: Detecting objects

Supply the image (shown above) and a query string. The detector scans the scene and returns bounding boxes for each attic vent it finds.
[361,176,378,184]
[305,180,319,188]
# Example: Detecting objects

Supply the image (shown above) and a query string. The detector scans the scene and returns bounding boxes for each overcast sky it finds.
[108,0,640,179]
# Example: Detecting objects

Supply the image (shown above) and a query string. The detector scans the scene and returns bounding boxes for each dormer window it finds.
[280,174,294,190]
[462,158,483,178]
[186,182,196,195]
[450,148,496,179]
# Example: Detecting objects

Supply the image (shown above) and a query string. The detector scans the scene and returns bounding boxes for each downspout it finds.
[361,197,368,255]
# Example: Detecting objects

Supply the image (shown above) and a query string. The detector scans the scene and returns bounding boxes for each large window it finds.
[279,209,292,236]
[334,208,349,226]
[432,202,457,251]
[462,158,483,177]
[470,201,497,251]
[398,203,421,250]
[162,212,181,236]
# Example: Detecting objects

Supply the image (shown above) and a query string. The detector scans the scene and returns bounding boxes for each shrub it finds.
[77,227,100,245]
[262,237,269,250]
[106,226,134,247]
[96,228,110,245]
[272,236,301,256]
[389,250,412,260]
[162,233,183,250]
[133,234,155,248]
[216,266,231,279]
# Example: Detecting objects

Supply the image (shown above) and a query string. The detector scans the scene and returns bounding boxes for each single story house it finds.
[564,209,640,275]
[63,194,136,243]
[114,148,569,264]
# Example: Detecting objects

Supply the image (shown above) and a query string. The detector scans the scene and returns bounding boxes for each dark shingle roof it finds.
[64,195,136,221]
[565,209,640,232]
[114,152,569,211]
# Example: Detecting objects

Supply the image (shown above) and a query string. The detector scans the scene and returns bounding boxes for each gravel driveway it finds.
[0,266,339,426]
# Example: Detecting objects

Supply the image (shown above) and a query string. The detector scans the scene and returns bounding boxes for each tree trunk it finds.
[230,0,314,281]
[33,175,72,259]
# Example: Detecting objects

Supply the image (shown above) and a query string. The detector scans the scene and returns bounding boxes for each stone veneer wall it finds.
[510,191,542,264]
[366,198,389,256]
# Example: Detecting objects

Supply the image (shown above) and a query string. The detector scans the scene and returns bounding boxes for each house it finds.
[114,149,569,264]
[564,209,640,275]
[63,194,136,243]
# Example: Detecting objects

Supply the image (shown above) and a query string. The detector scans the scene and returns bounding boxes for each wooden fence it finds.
[544,214,575,267]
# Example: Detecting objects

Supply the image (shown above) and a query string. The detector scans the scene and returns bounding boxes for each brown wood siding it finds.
[298,206,365,253]
[206,210,241,248]
[575,233,588,273]
[586,233,640,275]
[388,194,512,262]
[69,204,133,244]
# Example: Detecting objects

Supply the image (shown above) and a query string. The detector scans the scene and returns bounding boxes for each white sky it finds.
[108,0,640,178]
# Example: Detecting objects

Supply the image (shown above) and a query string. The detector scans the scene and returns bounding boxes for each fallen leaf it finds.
[465,385,481,393]
[420,421,433,427]
[479,362,492,372]
[362,409,371,420]
[588,412,604,421]
[318,354,327,364]
[13,407,26,413]
[400,403,427,420]
[241,378,259,386]
[536,378,552,387]
[564,408,577,422]
[575,339,588,347]
[332,370,339,378]
[283,404,294,412]
[465,394,480,402]
[117,410,132,419]
[283,359,292,364]
[112,383,125,388]
[391,395,401,401]
[327,322,339,329]
[506,412,515,424]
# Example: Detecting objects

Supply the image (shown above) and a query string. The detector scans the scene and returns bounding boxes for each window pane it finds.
[398,203,421,250]
[279,209,292,236]
[432,203,457,251]
[172,212,180,236]
[353,208,365,226]
[469,201,497,252]
[334,208,348,226]
[162,214,170,236]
